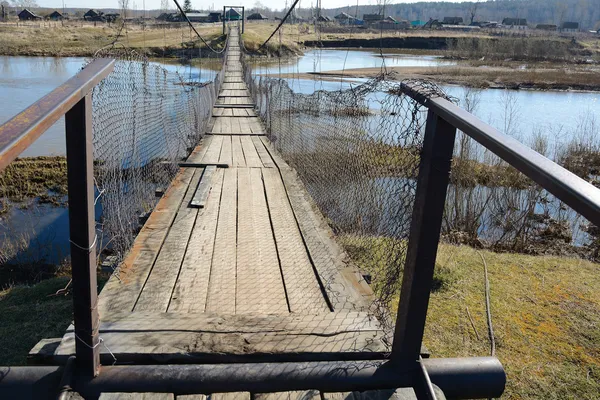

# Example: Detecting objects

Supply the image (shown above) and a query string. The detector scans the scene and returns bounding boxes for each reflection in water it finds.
[0,56,219,157]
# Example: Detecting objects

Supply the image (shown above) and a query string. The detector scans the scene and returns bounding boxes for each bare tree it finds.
[119,0,130,19]
[10,0,38,7]
[183,0,192,12]
[469,0,480,25]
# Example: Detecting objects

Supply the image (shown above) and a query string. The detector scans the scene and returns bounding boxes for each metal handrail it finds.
[0,59,115,171]
[0,58,115,377]
[391,82,600,386]
[400,82,600,226]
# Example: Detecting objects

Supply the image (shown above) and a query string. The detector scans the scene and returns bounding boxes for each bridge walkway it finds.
[44,28,389,387]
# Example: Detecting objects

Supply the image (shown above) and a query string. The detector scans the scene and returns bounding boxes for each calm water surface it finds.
[1,52,599,263]
[0,56,216,157]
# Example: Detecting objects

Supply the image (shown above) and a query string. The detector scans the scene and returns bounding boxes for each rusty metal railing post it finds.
[391,109,457,362]
[65,93,100,377]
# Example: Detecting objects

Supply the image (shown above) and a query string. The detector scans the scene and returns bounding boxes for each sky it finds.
[34,0,465,13]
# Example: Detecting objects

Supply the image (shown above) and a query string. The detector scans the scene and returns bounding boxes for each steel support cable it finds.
[172,0,226,54]
[258,0,302,51]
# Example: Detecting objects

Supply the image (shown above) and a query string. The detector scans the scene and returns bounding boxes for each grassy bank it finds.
[341,236,600,399]
[0,156,67,213]
[0,277,73,365]
[0,23,222,57]
[276,63,600,91]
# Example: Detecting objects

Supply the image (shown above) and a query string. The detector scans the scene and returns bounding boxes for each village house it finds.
[224,8,241,21]
[247,13,268,21]
[443,16,463,25]
[83,9,104,22]
[561,21,579,33]
[47,10,64,20]
[18,8,42,21]
[362,14,382,24]
[186,12,212,23]
[209,12,221,22]
[502,18,528,29]
[334,12,362,25]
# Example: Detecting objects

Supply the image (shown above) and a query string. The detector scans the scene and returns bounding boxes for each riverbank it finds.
[271,63,600,91]
[1,242,598,400]
[0,23,224,57]
[340,236,600,399]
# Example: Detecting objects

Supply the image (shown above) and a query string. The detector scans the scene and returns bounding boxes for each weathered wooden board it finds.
[169,168,224,313]
[98,167,196,315]
[134,169,202,312]
[260,137,371,311]
[236,168,288,314]
[240,136,262,168]
[231,136,245,167]
[190,166,216,208]
[262,168,330,313]
[55,312,386,363]
[201,135,224,164]
[254,392,320,400]
[252,136,275,168]
[219,136,233,165]
[99,394,173,400]
[205,168,237,313]
[209,393,249,400]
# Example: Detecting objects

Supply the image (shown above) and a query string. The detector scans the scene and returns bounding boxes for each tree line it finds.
[316,0,600,30]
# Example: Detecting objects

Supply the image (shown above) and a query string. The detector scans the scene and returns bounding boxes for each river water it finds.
[1,51,599,266]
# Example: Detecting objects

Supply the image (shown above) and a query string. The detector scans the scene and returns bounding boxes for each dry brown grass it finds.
[0,22,222,57]
[341,236,600,399]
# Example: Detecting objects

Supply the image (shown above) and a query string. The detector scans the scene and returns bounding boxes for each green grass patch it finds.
[339,235,600,399]
[0,277,73,365]
[0,156,68,213]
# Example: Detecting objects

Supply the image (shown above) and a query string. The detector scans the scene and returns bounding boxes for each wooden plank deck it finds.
[51,26,385,370]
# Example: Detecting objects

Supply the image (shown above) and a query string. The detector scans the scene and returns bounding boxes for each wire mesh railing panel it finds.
[244,61,453,329]
[91,50,219,267]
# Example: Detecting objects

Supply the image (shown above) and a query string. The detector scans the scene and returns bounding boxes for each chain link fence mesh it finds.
[244,60,453,329]
[91,48,222,268]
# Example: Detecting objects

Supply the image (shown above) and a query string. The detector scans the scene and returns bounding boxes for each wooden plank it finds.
[262,168,329,313]
[177,396,206,400]
[236,168,288,314]
[55,312,386,364]
[219,136,233,166]
[259,137,370,311]
[98,167,196,315]
[213,108,223,117]
[205,168,237,313]
[134,169,203,312]
[187,136,214,163]
[213,104,254,109]
[201,135,223,165]
[99,394,173,400]
[251,136,275,168]
[322,394,354,400]
[231,136,245,167]
[178,162,229,168]
[169,168,224,313]
[255,392,321,400]
[190,166,216,208]
[210,393,250,400]
[240,136,262,168]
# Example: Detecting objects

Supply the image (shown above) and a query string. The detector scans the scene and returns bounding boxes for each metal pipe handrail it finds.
[0,58,115,377]
[400,82,600,226]
[0,58,115,171]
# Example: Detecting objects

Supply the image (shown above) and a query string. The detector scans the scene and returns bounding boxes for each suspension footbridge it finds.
[4,17,600,400]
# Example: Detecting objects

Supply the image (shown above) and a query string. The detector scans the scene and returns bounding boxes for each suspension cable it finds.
[258,0,301,51]
[172,0,226,54]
